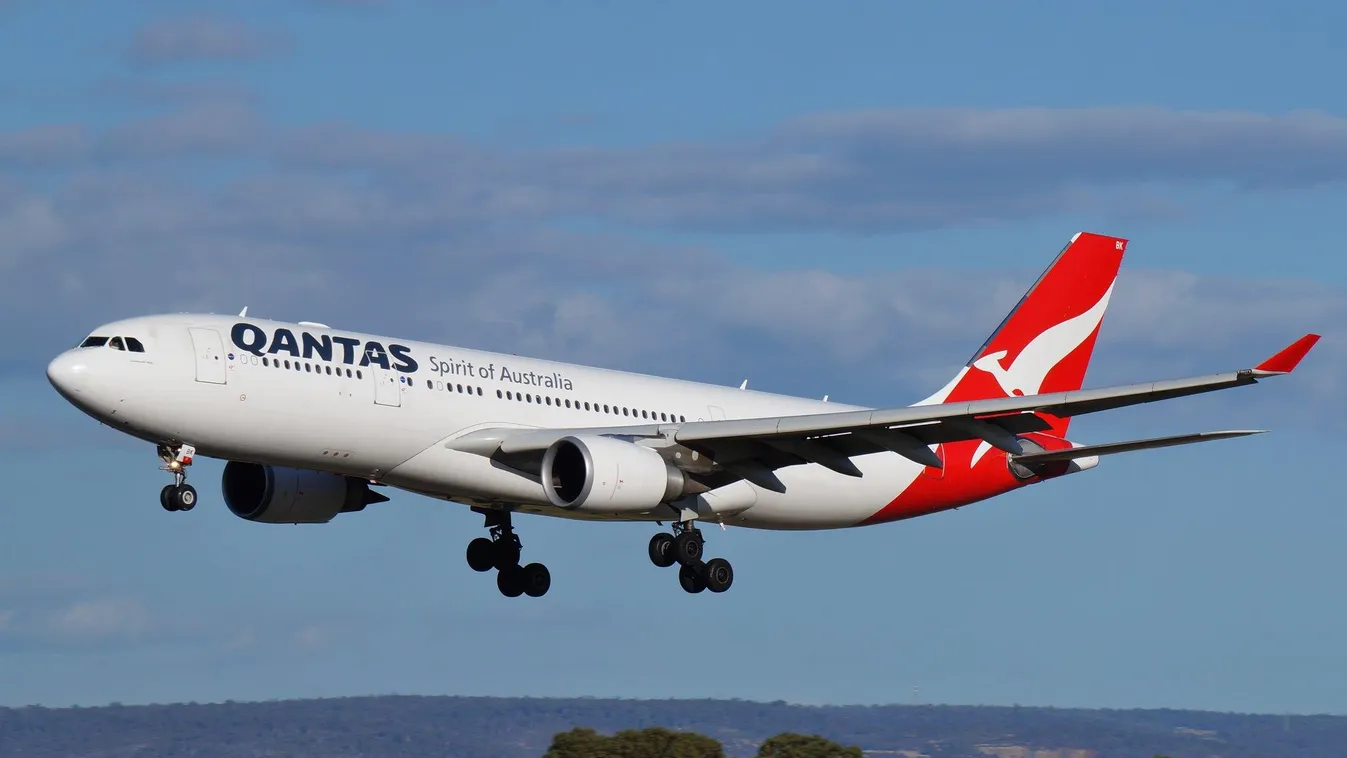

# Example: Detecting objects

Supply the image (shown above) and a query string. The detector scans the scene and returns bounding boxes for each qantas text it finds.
[231,323,418,373]
[229,323,577,390]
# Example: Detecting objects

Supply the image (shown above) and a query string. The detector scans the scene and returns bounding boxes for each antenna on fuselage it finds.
[238,306,248,317]
[823,395,829,402]
[739,379,748,390]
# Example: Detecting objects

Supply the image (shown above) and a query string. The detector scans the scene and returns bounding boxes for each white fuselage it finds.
[46,313,1000,530]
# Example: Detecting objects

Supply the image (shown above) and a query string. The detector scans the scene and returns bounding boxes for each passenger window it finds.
[622,407,629,416]
[660,413,667,421]
[497,390,504,399]
[457,384,464,393]
[425,380,433,389]
[476,387,483,396]
[79,336,110,348]
[356,370,363,379]
[284,360,291,369]
[325,366,332,375]
[545,396,552,406]
[583,402,590,411]
[108,337,125,351]
[124,337,146,353]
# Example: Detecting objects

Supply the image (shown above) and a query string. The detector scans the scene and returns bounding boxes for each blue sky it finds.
[2,0,1346,714]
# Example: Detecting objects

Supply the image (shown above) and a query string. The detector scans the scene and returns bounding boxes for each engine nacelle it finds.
[540,435,686,515]
[221,461,388,524]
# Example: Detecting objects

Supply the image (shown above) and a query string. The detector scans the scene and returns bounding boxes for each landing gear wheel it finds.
[161,484,195,511]
[648,533,676,568]
[678,564,707,594]
[466,538,495,572]
[702,557,733,593]
[493,540,521,571]
[497,566,525,598]
[673,530,704,565]
[521,563,551,598]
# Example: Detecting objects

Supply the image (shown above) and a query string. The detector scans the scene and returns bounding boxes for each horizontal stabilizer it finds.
[1010,429,1266,464]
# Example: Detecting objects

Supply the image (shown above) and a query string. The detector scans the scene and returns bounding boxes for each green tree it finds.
[544,726,724,758]
[544,727,617,758]
[756,732,864,758]
[611,726,724,758]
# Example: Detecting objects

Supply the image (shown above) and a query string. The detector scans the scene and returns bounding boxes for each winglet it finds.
[1254,334,1321,375]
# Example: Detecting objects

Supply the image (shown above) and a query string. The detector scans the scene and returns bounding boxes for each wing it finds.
[447,334,1320,493]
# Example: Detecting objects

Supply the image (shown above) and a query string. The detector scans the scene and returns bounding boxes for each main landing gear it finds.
[648,521,734,594]
[157,443,198,512]
[466,508,550,598]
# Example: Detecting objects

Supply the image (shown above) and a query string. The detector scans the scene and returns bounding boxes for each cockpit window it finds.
[79,336,110,348]
[124,337,145,353]
[108,337,126,351]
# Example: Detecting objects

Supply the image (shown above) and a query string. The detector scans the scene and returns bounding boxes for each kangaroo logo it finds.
[971,282,1115,398]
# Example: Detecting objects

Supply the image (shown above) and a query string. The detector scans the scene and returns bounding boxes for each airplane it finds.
[44,232,1320,599]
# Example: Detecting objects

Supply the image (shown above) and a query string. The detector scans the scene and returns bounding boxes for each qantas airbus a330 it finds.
[46,233,1319,598]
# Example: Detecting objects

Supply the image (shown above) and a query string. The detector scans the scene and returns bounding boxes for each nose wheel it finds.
[467,508,550,598]
[649,522,734,594]
[160,483,197,512]
[157,443,198,513]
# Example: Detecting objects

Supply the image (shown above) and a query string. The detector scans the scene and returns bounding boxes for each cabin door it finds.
[188,328,227,385]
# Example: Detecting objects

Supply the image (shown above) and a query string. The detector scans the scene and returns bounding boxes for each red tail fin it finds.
[919,232,1126,436]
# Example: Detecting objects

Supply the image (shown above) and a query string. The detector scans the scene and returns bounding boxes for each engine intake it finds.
[540,435,686,515]
[222,461,388,524]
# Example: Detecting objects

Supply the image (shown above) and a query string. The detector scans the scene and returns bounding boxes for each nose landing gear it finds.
[466,508,550,598]
[157,443,198,512]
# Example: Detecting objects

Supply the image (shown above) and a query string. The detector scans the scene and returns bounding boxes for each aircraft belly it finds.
[727,453,927,530]
[383,440,550,506]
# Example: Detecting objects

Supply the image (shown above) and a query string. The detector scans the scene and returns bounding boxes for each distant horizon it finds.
[7,692,1344,719]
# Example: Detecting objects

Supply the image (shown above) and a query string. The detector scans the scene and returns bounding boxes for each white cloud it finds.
[47,598,151,642]
[125,17,287,67]
[0,596,153,649]
[0,125,87,167]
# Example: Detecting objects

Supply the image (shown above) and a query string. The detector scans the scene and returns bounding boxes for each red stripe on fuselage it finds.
[860,432,1078,525]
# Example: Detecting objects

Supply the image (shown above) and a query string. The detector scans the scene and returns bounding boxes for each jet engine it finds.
[221,461,389,524]
[540,435,686,515]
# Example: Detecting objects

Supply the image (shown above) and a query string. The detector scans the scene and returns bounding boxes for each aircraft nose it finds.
[46,350,91,398]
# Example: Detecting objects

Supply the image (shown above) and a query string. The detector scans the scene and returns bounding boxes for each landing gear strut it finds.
[467,508,550,598]
[157,443,198,512]
[649,521,733,594]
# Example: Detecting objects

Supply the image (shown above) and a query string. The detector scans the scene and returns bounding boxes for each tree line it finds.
[543,727,862,757]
